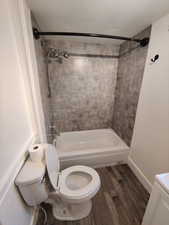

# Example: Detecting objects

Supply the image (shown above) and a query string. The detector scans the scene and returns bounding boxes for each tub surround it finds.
[45,40,119,134]
[112,27,151,146]
[32,24,150,146]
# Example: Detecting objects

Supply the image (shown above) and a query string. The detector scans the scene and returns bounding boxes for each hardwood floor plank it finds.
[92,188,116,225]
[104,192,121,225]
[119,165,149,200]
[107,166,141,225]
[114,165,149,224]
[79,213,95,225]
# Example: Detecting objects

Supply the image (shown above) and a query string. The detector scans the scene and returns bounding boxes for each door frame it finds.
[18,0,47,143]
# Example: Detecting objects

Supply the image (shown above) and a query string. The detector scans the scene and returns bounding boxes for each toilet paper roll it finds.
[28,144,45,162]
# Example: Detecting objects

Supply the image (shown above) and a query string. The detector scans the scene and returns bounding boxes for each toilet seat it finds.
[59,165,100,201]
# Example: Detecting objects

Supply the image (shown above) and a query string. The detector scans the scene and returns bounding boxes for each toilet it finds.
[15,144,101,221]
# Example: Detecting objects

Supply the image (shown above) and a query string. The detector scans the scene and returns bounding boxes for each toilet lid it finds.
[59,165,100,200]
[45,144,60,190]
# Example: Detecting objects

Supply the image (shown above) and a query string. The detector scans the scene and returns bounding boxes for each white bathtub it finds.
[57,129,130,169]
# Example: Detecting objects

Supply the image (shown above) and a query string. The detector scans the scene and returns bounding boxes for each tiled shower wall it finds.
[32,14,150,145]
[112,27,151,145]
[46,40,119,134]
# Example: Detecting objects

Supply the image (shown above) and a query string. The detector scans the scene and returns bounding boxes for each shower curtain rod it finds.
[33,28,149,47]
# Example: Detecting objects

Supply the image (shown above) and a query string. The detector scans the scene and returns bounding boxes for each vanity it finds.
[142,173,169,225]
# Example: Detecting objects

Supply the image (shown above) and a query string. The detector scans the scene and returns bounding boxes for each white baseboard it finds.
[128,156,152,193]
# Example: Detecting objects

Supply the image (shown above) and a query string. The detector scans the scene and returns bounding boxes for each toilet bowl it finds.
[45,144,101,220]
[15,144,101,221]
[59,165,100,203]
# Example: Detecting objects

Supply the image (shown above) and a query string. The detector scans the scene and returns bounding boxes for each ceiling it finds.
[27,0,169,45]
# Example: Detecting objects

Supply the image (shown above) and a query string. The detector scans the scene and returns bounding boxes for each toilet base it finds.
[52,200,92,221]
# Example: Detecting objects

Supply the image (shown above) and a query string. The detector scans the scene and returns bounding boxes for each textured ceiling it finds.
[27,0,169,44]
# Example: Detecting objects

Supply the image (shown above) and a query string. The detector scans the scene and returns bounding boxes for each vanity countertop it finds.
[156,173,169,194]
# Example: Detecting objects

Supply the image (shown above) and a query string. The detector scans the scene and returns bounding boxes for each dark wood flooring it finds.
[36,164,149,225]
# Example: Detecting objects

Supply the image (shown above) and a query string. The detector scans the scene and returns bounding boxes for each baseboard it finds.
[128,156,152,193]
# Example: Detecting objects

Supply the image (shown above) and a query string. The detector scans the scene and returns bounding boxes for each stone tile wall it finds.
[32,13,150,146]
[112,27,151,145]
[45,40,119,134]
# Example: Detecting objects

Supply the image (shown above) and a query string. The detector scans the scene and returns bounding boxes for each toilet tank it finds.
[15,159,48,206]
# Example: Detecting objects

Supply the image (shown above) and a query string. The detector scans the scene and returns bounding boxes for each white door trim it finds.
[18,0,47,142]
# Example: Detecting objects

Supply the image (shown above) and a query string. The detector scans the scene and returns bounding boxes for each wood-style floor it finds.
[36,164,149,225]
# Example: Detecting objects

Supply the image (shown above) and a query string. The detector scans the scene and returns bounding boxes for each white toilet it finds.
[16,144,101,221]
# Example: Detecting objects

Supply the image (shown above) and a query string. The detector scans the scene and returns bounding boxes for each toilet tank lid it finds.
[15,160,45,186]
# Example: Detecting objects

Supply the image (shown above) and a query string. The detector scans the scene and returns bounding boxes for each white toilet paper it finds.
[28,144,45,162]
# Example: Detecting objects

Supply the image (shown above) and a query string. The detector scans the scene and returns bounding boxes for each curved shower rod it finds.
[33,28,149,47]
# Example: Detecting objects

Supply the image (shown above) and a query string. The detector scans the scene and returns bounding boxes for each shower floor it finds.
[57,129,130,168]
[36,164,149,225]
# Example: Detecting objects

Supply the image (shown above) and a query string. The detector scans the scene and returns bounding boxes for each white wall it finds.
[0,0,45,224]
[129,13,169,192]
[0,0,32,191]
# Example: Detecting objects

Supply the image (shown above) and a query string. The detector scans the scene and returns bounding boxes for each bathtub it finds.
[57,129,130,169]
